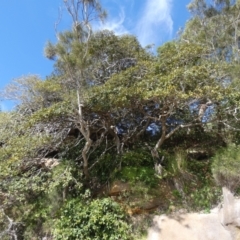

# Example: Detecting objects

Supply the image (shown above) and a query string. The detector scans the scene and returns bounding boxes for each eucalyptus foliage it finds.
[1,0,240,239]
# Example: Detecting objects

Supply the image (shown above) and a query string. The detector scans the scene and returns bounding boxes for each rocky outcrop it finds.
[95,180,163,215]
[147,187,240,240]
[108,180,130,196]
[20,158,59,173]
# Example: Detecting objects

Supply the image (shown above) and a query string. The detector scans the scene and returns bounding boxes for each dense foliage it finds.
[1,0,240,239]
[53,198,131,240]
[212,145,240,192]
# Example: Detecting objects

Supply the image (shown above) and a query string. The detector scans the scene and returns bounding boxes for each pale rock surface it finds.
[147,187,240,240]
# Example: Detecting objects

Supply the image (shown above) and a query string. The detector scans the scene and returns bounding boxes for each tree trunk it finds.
[152,116,166,155]
[77,91,92,179]
[151,117,167,175]
[82,139,92,179]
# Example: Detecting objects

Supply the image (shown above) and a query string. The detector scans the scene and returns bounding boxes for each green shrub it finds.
[188,185,221,211]
[53,198,132,240]
[212,145,240,192]
[119,166,157,186]
[165,150,188,176]
[187,159,212,184]
[89,152,120,182]
[121,150,152,167]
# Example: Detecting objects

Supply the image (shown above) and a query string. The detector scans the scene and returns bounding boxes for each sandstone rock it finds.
[40,158,59,169]
[108,180,130,196]
[147,187,240,240]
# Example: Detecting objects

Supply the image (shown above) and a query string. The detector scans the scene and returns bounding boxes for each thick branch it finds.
[152,116,167,155]
[110,126,121,154]
[0,209,18,240]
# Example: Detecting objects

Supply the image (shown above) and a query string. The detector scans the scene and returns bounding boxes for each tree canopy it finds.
[1,0,240,239]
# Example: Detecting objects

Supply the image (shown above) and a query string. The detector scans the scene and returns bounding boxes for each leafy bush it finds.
[121,150,152,167]
[53,198,132,240]
[187,159,212,184]
[165,150,188,176]
[188,185,221,211]
[89,152,120,182]
[119,166,157,186]
[212,145,240,192]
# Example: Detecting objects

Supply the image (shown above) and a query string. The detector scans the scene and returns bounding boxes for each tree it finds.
[1,1,240,238]
[44,0,108,178]
[88,40,233,170]
[43,0,151,178]
[180,0,240,139]
[182,0,240,62]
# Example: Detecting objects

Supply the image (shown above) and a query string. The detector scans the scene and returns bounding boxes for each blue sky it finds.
[0,0,190,111]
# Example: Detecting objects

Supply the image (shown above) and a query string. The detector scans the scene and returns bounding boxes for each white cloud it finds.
[94,0,173,46]
[135,0,173,46]
[95,8,129,35]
